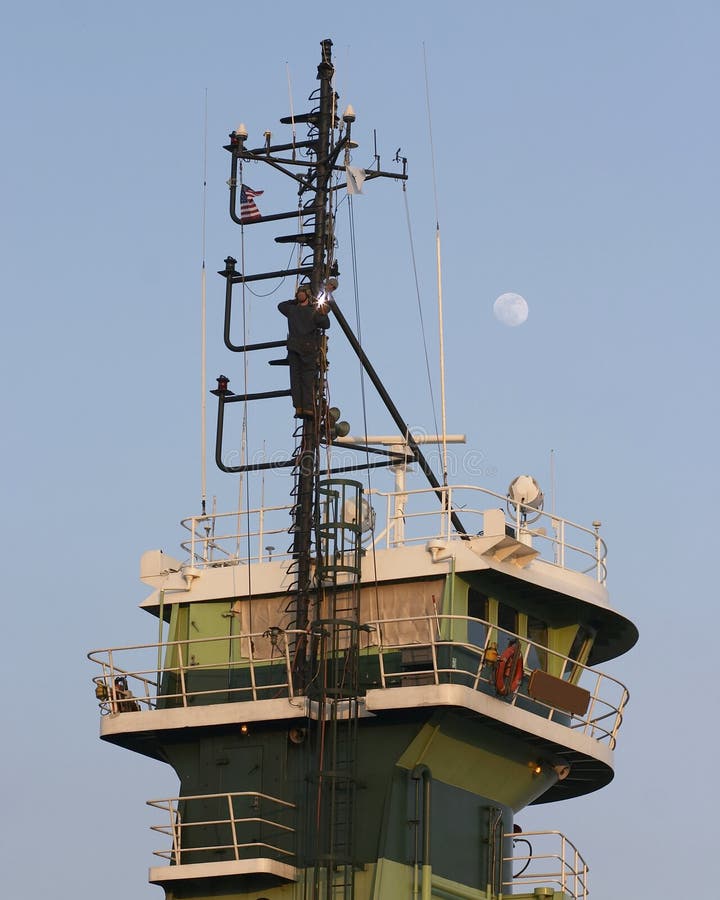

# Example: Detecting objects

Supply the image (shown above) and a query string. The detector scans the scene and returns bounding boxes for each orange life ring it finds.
[495,643,524,696]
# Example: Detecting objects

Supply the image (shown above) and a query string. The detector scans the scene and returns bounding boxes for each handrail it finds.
[88,628,304,713]
[503,829,589,899]
[147,791,297,866]
[88,614,628,748]
[176,482,607,582]
[365,613,629,748]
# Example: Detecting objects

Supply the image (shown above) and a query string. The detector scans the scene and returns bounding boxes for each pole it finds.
[329,300,467,537]
[293,39,336,679]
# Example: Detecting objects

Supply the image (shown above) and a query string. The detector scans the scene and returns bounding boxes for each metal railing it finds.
[88,628,303,713]
[180,503,293,567]
[148,791,297,867]
[366,614,629,748]
[377,484,607,583]
[503,830,589,899]
[89,615,627,748]
[178,483,607,582]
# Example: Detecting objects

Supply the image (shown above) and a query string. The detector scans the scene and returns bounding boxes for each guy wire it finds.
[346,195,382,609]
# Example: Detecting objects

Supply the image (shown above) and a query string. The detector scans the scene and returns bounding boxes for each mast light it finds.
[211,375,234,397]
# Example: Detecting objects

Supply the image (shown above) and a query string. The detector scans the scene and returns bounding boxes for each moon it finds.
[493,292,529,327]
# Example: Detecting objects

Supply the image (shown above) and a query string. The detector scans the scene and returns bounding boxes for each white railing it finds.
[370,483,605,582]
[366,614,629,749]
[148,791,296,866]
[89,615,627,749]
[504,830,589,899]
[178,484,607,582]
[180,504,294,567]
[88,628,303,713]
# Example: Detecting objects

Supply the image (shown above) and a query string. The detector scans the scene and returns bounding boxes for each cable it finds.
[512,837,533,878]
[402,184,441,443]
[345,194,382,620]
[242,245,298,297]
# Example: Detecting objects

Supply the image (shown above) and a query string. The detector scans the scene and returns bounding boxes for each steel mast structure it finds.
[215,38,408,897]
[215,39,408,677]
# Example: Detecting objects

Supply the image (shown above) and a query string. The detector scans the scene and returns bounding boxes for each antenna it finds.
[200,88,208,516]
[550,448,558,563]
[423,44,448,487]
[285,62,296,151]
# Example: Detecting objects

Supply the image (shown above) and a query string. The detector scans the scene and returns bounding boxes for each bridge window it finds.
[467,589,488,646]
[568,625,595,663]
[497,603,518,652]
[526,616,548,671]
[564,625,596,679]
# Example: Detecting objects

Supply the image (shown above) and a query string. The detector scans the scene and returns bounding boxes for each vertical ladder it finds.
[307,479,364,900]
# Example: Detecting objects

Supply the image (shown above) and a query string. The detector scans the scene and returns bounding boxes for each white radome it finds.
[494,292,529,327]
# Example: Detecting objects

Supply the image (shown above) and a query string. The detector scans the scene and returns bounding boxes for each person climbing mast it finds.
[278,283,330,417]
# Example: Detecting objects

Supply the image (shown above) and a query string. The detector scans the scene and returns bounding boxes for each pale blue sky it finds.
[2,2,718,898]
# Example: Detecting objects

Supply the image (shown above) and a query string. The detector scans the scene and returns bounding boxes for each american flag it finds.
[240,184,264,222]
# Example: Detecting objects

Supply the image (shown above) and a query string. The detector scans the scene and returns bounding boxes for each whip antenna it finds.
[423,44,449,488]
[286,63,297,149]
[200,88,208,516]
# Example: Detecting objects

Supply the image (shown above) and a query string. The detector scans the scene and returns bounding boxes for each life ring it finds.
[495,643,524,696]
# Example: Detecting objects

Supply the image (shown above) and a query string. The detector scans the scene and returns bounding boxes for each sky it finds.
[2,2,718,898]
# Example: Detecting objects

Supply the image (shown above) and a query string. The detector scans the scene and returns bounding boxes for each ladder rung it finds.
[229,265,312,284]
[243,139,317,154]
[275,233,317,245]
[231,209,307,226]
[279,112,334,125]
[233,339,287,352]
[225,389,292,402]
[221,458,296,473]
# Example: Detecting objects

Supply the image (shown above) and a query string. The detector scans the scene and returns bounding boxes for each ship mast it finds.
[213,40,466,692]
[292,38,335,679]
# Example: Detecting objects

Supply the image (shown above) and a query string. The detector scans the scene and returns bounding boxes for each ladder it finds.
[306,479,364,900]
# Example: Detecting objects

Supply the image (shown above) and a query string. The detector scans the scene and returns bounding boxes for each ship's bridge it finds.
[152,481,637,667]
[89,482,636,804]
